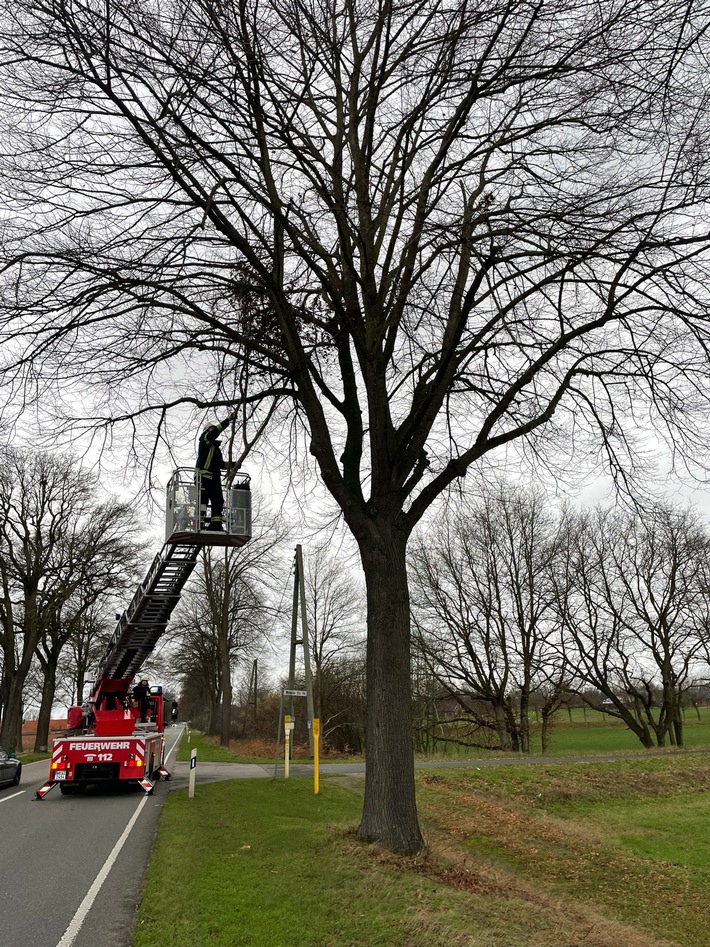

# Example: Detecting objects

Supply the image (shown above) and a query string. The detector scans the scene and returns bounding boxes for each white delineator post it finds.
[188,748,197,799]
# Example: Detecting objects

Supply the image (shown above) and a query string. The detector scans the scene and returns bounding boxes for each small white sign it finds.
[283,689,307,697]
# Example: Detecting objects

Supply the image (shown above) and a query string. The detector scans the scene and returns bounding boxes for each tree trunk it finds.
[220,646,232,747]
[504,699,520,752]
[519,686,531,754]
[356,529,424,855]
[676,708,685,744]
[1,676,25,752]
[35,658,57,752]
[493,703,511,750]
[0,595,39,751]
[541,709,556,754]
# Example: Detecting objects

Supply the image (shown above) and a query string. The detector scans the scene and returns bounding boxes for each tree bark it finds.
[0,594,39,751]
[356,527,424,855]
[493,704,511,750]
[2,675,25,753]
[35,657,57,752]
[220,632,232,747]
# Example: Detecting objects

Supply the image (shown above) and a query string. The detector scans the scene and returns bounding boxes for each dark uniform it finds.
[196,412,236,530]
[132,679,151,722]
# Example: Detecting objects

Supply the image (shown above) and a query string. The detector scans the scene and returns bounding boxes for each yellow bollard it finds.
[313,718,320,795]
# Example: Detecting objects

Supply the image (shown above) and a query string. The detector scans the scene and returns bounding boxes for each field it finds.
[419,706,710,758]
[134,724,710,947]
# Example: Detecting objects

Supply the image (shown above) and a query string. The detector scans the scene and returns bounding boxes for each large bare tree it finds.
[2,0,710,850]
[32,497,144,750]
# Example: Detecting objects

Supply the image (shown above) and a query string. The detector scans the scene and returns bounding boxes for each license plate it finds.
[54,771,66,780]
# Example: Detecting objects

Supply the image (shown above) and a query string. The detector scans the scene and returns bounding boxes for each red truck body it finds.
[48,731,165,792]
[38,684,169,796]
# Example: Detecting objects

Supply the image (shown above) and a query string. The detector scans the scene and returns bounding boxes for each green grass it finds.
[538,706,710,755]
[17,751,50,763]
[134,779,541,947]
[134,751,710,947]
[577,794,710,873]
[175,729,247,763]
[417,706,710,758]
[418,753,710,947]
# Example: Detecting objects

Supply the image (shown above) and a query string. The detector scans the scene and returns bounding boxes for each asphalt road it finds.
[0,726,184,947]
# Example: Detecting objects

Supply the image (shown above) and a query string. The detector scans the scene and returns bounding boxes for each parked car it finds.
[0,746,21,787]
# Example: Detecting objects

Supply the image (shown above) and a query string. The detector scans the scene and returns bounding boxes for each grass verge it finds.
[133,752,710,946]
[175,729,245,763]
[18,751,50,763]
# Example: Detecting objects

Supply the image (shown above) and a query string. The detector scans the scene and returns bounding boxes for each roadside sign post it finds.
[188,748,197,799]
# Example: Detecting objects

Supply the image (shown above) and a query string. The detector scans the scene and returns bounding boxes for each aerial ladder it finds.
[35,470,251,799]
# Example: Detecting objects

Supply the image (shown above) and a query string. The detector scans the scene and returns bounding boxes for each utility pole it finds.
[287,544,316,755]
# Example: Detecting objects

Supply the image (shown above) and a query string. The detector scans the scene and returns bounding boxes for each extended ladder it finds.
[95,543,200,683]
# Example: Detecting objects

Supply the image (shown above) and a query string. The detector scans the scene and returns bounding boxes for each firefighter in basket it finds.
[196,409,238,531]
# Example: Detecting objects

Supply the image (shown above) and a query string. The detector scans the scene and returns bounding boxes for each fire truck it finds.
[35,469,251,799]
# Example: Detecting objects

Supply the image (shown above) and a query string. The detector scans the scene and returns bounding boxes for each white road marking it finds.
[55,793,150,947]
[0,790,25,802]
[164,729,182,764]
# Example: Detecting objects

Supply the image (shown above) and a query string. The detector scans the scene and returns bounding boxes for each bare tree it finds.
[32,499,144,750]
[556,504,710,747]
[169,500,287,741]
[411,481,566,753]
[61,600,113,708]
[300,540,365,745]
[3,0,710,850]
[168,557,268,738]
[0,449,91,749]
[0,449,142,750]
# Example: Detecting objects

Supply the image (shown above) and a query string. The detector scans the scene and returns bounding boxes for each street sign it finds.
[283,689,307,696]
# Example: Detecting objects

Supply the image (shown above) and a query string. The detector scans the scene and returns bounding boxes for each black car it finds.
[0,747,21,787]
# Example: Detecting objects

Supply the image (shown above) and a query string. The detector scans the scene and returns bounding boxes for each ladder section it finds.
[95,543,200,683]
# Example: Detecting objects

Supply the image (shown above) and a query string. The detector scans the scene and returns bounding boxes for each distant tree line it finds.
[182,482,710,758]
[410,481,710,753]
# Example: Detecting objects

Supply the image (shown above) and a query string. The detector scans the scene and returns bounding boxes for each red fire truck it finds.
[35,469,251,799]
